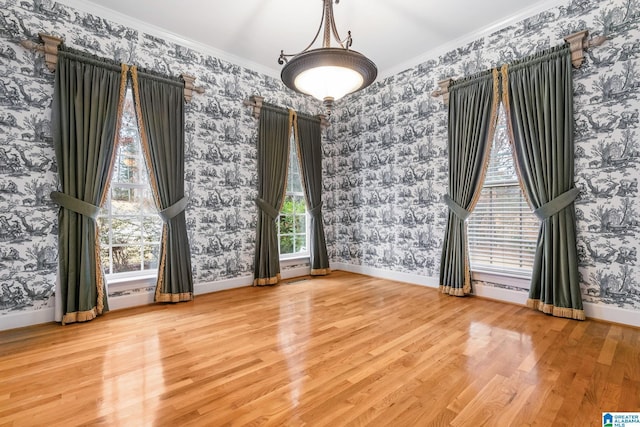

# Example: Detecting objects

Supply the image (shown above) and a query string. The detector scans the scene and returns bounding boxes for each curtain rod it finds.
[58,48,122,72]
[20,32,205,103]
[431,29,606,105]
[243,95,330,127]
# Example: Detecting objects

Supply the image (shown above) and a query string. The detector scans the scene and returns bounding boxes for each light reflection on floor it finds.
[100,332,163,424]
[278,285,313,407]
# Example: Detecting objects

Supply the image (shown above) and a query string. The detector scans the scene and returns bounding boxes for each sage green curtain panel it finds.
[294,114,330,276]
[502,45,584,320]
[439,69,499,296]
[131,66,193,302]
[51,48,128,324]
[254,106,293,286]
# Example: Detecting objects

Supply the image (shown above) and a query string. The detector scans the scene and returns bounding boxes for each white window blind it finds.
[467,105,539,280]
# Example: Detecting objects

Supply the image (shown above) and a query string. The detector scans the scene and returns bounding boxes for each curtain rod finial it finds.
[588,35,607,48]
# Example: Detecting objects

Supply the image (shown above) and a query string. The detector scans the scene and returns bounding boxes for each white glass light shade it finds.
[294,66,364,101]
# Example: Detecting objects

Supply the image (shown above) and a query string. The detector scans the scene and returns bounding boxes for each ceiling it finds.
[67,0,563,79]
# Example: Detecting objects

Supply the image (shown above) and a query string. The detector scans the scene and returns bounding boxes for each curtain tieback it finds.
[158,196,189,222]
[50,191,100,219]
[309,202,323,218]
[534,187,580,220]
[255,198,279,219]
[444,195,471,221]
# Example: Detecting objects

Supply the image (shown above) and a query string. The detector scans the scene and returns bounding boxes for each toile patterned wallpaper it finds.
[1,0,639,322]
[323,0,640,312]
[0,0,317,316]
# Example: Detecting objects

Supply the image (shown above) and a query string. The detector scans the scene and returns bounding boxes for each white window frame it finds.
[278,134,310,261]
[467,105,539,290]
[101,183,161,281]
[278,193,310,261]
[99,86,162,284]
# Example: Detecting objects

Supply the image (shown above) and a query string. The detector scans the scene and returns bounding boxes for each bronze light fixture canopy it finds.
[278,0,377,114]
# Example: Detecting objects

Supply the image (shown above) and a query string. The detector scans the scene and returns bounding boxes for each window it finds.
[98,85,163,277]
[278,135,309,259]
[467,105,539,281]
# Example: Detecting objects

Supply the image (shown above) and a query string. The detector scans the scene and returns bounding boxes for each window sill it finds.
[279,255,310,266]
[106,274,157,291]
[471,271,530,290]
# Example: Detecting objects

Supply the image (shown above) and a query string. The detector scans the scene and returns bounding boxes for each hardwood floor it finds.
[1,271,638,426]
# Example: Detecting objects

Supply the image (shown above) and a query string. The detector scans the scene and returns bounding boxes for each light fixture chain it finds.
[328,1,351,49]
[323,0,332,48]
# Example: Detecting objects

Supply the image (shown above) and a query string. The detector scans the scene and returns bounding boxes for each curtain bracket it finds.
[244,95,265,119]
[431,78,454,105]
[20,33,63,73]
[564,30,606,68]
[180,73,205,103]
[316,114,330,128]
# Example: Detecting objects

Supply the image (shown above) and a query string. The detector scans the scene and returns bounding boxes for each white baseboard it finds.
[281,265,312,280]
[194,275,253,295]
[5,265,637,330]
[472,282,528,305]
[471,283,640,327]
[332,262,640,328]
[194,265,310,294]
[108,291,156,310]
[331,262,439,288]
[0,308,55,331]
[583,302,640,328]
[99,265,314,313]
[1,266,312,331]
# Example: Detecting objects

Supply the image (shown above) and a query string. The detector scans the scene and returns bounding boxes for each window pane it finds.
[287,171,293,193]
[100,247,110,275]
[295,214,306,232]
[281,195,294,215]
[111,246,142,273]
[294,235,306,254]
[142,216,163,243]
[279,214,294,235]
[292,196,305,214]
[114,155,142,183]
[291,173,303,193]
[110,187,156,215]
[288,141,299,192]
[280,235,293,255]
[111,189,139,215]
[111,218,142,244]
[98,218,110,245]
[143,245,159,269]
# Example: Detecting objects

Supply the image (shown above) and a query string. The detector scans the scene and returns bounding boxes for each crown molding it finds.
[54,0,570,82]
[379,0,569,80]
[54,0,282,78]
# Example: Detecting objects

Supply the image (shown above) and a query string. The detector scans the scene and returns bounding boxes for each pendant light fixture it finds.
[278,0,377,115]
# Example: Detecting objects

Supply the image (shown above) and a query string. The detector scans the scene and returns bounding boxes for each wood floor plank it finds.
[0,271,638,426]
